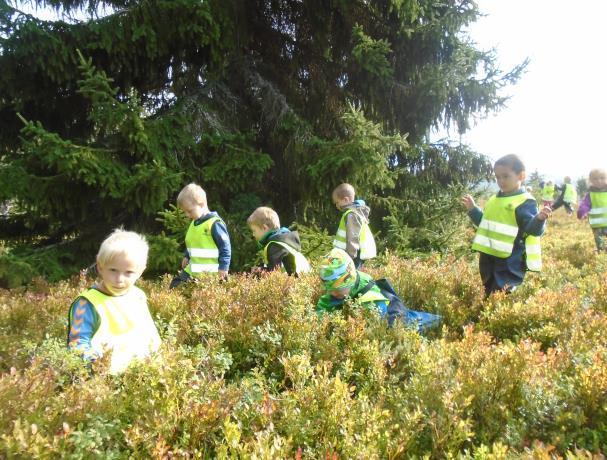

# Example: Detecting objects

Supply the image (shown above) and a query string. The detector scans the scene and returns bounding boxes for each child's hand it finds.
[537,206,552,221]
[181,257,189,269]
[218,270,228,280]
[461,194,476,211]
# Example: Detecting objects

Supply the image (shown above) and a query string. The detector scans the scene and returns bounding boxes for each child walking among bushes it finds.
[462,154,551,296]
[247,206,311,275]
[552,176,577,215]
[316,248,440,331]
[331,183,376,269]
[67,229,161,374]
[577,168,607,252]
[170,183,231,288]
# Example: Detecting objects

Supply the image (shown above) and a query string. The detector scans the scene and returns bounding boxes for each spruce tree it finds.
[0,0,524,282]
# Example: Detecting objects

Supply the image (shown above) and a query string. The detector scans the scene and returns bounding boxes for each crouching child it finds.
[316,248,440,331]
[247,206,311,276]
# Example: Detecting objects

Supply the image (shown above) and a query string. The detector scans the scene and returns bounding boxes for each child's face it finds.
[249,223,269,241]
[494,165,525,194]
[590,173,607,188]
[97,253,144,296]
[333,195,352,210]
[329,286,352,299]
[180,199,205,220]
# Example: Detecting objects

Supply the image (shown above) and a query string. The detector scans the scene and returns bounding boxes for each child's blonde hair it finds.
[177,183,207,207]
[97,229,148,269]
[247,206,280,229]
[332,183,355,201]
[589,168,607,186]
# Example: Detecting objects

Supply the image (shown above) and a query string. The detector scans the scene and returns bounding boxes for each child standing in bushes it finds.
[331,183,376,269]
[316,248,440,331]
[247,206,311,275]
[67,229,161,374]
[577,168,607,252]
[552,176,577,215]
[462,154,551,296]
[170,183,231,288]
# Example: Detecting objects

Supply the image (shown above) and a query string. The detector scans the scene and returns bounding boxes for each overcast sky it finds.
[450,0,606,182]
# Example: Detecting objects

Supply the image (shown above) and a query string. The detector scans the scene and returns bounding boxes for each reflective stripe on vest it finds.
[79,287,161,374]
[525,235,542,271]
[541,185,555,201]
[589,191,607,228]
[563,184,576,203]
[471,192,542,271]
[333,210,377,260]
[262,241,312,274]
[184,217,221,276]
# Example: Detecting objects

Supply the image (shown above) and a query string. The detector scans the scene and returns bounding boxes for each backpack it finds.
[359,278,441,331]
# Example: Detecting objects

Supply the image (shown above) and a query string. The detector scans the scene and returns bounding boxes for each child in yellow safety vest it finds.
[247,206,311,276]
[577,168,607,252]
[67,229,161,374]
[170,183,231,288]
[316,248,441,331]
[540,180,555,208]
[331,183,376,269]
[461,154,551,296]
[552,176,577,215]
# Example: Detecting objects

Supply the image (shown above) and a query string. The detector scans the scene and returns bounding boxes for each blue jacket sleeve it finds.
[211,220,232,271]
[516,199,546,237]
[68,297,101,361]
[468,207,483,226]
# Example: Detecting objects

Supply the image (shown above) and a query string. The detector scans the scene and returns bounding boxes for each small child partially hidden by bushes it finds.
[577,168,607,252]
[67,229,161,374]
[247,206,311,276]
[331,183,377,269]
[316,248,440,331]
[170,183,231,288]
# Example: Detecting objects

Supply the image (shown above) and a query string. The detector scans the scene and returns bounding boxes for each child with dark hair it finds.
[461,154,551,296]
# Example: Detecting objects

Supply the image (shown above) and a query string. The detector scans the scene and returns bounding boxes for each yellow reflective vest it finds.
[471,192,542,271]
[77,286,161,374]
[333,210,377,260]
[262,241,311,275]
[589,191,607,228]
[563,183,577,203]
[184,217,220,276]
[541,184,555,201]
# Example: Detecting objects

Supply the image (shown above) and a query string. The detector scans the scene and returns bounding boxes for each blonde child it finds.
[247,206,310,275]
[170,183,231,288]
[577,168,607,252]
[67,229,161,374]
[332,183,376,269]
[461,154,551,296]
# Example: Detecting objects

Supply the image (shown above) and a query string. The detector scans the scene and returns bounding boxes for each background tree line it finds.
[0,0,525,286]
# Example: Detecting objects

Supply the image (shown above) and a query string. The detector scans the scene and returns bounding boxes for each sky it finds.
[447,0,607,182]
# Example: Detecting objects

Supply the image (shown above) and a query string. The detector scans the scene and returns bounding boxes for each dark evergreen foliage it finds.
[0,0,523,283]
